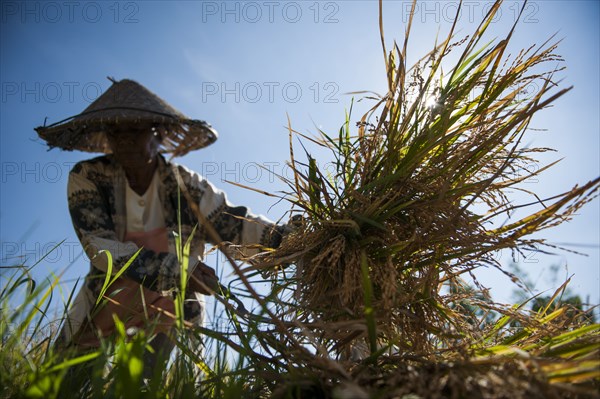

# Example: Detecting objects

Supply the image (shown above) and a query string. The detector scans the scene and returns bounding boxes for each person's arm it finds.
[176,164,290,295]
[68,162,180,295]
[177,165,287,252]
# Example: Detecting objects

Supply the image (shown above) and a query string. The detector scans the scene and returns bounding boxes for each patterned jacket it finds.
[60,153,284,343]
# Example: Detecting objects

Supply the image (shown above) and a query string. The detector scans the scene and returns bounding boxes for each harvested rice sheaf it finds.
[250,0,599,395]
[259,0,600,354]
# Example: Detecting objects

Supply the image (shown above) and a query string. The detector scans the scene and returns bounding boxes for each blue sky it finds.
[1,1,599,313]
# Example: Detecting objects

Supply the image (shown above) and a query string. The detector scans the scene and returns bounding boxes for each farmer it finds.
[35,78,288,382]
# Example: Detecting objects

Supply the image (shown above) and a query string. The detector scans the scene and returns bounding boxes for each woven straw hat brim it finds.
[34,78,217,157]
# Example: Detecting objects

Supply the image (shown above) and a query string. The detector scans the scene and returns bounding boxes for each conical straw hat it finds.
[35,78,217,157]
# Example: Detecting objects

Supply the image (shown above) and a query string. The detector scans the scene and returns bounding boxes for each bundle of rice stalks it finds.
[254,0,599,362]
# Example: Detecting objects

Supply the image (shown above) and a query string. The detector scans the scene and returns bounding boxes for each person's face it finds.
[106,124,161,167]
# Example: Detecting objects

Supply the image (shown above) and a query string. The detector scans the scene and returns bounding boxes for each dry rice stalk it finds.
[233,0,600,395]
[254,0,599,359]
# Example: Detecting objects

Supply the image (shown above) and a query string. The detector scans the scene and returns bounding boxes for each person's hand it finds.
[288,214,305,229]
[280,214,306,237]
[188,260,219,295]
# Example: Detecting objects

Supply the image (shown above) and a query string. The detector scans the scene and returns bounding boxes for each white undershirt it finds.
[125,171,165,232]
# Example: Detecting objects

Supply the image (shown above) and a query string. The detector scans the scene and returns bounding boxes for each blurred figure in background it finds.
[35,78,288,388]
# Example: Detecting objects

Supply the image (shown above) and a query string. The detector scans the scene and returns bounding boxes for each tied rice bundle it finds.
[259,0,600,357]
